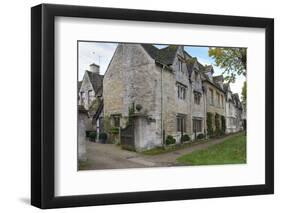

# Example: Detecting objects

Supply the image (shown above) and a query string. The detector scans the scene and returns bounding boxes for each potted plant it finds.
[99,132,108,144]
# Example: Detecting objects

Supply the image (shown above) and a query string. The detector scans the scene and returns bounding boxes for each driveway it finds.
[80,133,241,170]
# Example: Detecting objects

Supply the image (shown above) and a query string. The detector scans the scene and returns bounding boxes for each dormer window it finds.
[209,89,214,105]
[194,91,201,105]
[80,91,85,105]
[177,82,187,100]
[195,71,199,81]
[178,60,183,72]
[88,90,93,105]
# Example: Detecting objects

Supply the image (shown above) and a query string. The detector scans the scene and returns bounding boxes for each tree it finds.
[208,48,246,83]
[241,81,247,104]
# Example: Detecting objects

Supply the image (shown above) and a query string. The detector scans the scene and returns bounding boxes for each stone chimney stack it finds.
[89,63,100,74]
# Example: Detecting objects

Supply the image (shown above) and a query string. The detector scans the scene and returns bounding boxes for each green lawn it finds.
[177,133,246,165]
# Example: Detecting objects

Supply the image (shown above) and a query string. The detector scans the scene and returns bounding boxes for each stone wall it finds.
[163,47,192,143]
[103,44,162,147]
[190,71,205,138]
[133,114,162,151]
[79,73,95,110]
[203,82,225,133]
[78,112,89,162]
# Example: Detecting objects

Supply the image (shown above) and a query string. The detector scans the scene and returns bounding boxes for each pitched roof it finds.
[141,44,159,59]
[213,75,224,83]
[141,44,179,65]
[85,71,103,94]
[223,83,229,92]
[203,65,214,74]
[141,44,226,93]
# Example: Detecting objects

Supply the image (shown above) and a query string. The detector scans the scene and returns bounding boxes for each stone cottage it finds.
[224,84,243,133]
[103,44,210,151]
[81,43,244,151]
[201,72,226,135]
[78,63,103,110]
[78,63,104,135]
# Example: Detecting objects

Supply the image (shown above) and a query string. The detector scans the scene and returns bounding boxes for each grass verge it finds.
[176,133,246,165]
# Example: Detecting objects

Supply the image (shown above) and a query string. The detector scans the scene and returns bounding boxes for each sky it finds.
[78,42,246,97]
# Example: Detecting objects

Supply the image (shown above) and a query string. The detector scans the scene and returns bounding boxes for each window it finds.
[112,115,121,127]
[195,71,199,81]
[178,60,183,72]
[209,89,214,105]
[177,115,186,132]
[80,91,85,104]
[217,92,220,107]
[88,90,93,105]
[221,95,224,108]
[194,92,201,105]
[193,119,202,133]
[177,83,186,100]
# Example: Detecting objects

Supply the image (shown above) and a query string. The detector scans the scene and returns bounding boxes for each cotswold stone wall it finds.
[78,112,88,162]
[203,82,225,131]
[162,47,192,143]
[79,73,95,110]
[103,44,162,148]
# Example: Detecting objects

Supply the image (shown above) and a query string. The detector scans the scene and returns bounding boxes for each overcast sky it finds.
[78,42,246,97]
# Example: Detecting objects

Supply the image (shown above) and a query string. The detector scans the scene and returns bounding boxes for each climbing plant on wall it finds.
[215,113,220,136]
[207,112,214,137]
[221,115,226,135]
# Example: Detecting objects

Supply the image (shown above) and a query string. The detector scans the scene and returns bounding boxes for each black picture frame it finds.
[31,3,274,209]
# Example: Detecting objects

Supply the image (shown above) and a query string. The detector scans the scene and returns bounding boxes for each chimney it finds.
[89,63,100,74]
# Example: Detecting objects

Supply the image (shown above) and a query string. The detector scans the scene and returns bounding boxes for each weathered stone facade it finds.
[78,63,104,136]
[103,44,162,150]
[83,43,244,151]
[224,84,243,133]
[78,106,90,162]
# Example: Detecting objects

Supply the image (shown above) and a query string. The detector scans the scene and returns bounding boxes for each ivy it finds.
[215,113,220,136]
[207,112,214,137]
[221,115,226,135]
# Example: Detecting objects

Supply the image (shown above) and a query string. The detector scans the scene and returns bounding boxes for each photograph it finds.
[77,41,247,170]
[30,3,274,209]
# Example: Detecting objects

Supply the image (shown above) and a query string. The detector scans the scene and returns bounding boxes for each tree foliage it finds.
[208,47,247,83]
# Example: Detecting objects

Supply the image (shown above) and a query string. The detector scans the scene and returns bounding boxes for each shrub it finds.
[99,132,108,140]
[181,134,190,142]
[165,135,176,145]
[197,133,205,140]
[88,131,96,141]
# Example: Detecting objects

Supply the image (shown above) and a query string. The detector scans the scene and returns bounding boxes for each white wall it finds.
[0,0,279,212]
